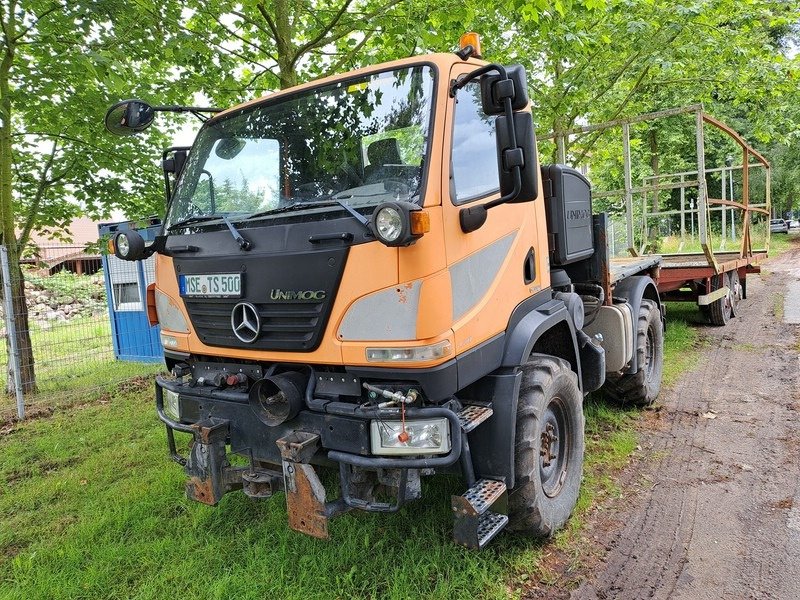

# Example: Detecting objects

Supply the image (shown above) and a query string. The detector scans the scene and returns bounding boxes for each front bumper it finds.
[154,375,463,470]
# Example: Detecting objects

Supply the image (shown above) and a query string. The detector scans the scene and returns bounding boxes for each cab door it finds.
[440,62,550,357]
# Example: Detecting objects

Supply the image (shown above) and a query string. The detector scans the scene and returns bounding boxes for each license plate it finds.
[180,273,242,298]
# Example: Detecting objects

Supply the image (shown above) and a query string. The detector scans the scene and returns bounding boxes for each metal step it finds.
[457,404,494,432]
[476,511,509,548]
[452,478,509,549]
[460,478,507,515]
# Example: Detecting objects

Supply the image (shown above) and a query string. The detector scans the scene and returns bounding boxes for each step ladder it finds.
[452,402,508,549]
[452,478,509,548]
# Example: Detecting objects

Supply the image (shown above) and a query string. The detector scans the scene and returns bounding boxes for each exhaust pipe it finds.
[249,371,306,426]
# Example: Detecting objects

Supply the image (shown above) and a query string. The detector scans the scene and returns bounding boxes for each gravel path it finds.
[572,241,800,600]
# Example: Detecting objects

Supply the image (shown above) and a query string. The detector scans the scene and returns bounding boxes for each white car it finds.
[770,219,789,234]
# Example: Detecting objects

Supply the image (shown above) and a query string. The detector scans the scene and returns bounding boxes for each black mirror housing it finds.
[495,111,538,203]
[112,230,147,261]
[104,99,155,136]
[480,64,529,115]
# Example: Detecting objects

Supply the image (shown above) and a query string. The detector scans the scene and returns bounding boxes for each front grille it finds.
[185,300,326,351]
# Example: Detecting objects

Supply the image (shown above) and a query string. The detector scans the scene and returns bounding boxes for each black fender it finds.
[501,298,583,392]
[612,275,662,374]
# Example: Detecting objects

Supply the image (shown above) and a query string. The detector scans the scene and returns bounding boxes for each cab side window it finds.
[451,84,500,204]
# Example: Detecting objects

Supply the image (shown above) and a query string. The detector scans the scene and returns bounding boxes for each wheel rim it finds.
[539,397,569,498]
[729,272,741,313]
[645,324,656,381]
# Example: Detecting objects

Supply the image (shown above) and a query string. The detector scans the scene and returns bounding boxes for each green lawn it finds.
[0,302,702,600]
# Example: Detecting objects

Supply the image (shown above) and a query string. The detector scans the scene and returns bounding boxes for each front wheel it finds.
[603,299,664,407]
[508,355,584,537]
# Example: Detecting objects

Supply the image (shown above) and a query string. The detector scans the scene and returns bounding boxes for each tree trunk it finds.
[1,11,38,395]
[649,128,659,211]
[2,263,37,394]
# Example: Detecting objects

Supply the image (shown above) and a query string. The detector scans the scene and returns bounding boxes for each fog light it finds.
[370,418,451,455]
[163,388,180,421]
[160,333,178,348]
[366,340,452,362]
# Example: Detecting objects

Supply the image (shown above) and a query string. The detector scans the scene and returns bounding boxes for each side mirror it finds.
[104,99,155,136]
[495,111,538,203]
[110,230,147,261]
[480,64,529,115]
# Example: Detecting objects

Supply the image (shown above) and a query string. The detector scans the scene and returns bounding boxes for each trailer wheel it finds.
[603,299,664,407]
[708,274,732,326]
[508,354,584,537]
[729,271,742,316]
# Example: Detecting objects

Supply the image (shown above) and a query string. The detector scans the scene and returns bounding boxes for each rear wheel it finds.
[508,354,584,537]
[709,274,732,326]
[729,270,742,316]
[603,299,664,407]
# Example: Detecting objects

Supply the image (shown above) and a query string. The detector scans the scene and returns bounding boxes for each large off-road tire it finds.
[508,354,584,537]
[603,299,664,407]
[708,274,733,326]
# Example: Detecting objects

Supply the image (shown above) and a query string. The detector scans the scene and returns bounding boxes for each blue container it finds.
[98,219,163,363]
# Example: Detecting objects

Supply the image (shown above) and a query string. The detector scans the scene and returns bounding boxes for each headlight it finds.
[369,201,427,247]
[366,340,452,363]
[370,418,451,455]
[112,230,146,261]
[155,290,190,333]
[163,388,181,421]
[375,206,403,242]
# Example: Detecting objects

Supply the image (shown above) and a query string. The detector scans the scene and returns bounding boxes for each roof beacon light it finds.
[458,32,482,59]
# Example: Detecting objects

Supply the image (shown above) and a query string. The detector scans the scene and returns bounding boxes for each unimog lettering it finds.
[270,289,327,301]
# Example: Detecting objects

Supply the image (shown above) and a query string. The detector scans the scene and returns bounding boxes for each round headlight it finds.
[116,233,131,258]
[375,206,404,243]
[112,230,146,261]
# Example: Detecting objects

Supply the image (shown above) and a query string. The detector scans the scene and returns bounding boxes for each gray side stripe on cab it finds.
[338,280,422,341]
[450,231,516,322]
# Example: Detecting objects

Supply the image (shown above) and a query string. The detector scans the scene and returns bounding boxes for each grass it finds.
[0,304,705,600]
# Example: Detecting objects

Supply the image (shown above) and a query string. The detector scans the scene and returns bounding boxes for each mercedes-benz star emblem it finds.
[231,302,261,343]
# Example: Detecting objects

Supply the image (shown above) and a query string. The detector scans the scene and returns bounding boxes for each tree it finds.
[0,0,198,393]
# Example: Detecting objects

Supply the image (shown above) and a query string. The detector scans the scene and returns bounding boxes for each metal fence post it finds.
[1,245,25,419]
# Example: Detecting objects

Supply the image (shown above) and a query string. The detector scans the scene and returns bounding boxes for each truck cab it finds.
[107,41,664,548]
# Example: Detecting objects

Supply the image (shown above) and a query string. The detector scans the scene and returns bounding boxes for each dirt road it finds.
[572,242,800,600]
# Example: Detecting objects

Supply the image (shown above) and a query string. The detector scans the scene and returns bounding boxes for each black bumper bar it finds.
[154,375,463,470]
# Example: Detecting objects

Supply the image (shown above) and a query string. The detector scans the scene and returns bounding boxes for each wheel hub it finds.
[540,422,558,467]
[539,399,569,498]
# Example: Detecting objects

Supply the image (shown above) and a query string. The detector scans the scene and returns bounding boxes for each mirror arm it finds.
[151,105,223,114]
[151,105,223,123]
[450,63,508,97]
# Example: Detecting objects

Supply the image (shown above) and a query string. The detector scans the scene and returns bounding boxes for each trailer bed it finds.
[657,251,766,293]
[609,255,662,284]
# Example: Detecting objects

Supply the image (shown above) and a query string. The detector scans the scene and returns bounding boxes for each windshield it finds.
[165,65,435,230]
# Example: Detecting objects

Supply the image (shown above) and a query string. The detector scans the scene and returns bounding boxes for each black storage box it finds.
[541,164,594,266]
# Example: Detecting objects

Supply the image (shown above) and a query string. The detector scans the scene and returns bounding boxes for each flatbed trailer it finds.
[546,105,771,325]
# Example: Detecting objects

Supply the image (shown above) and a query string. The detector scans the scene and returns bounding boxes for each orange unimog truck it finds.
[106,35,664,549]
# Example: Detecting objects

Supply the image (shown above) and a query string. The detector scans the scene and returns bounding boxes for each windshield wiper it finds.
[221,214,252,251]
[167,214,226,231]
[246,198,370,229]
[167,214,251,250]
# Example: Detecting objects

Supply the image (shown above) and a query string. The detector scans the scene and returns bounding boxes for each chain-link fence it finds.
[1,242,163,421]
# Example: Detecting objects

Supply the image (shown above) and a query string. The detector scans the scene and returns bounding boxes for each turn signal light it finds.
[146,283,158,326]
[410,210,430,235]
